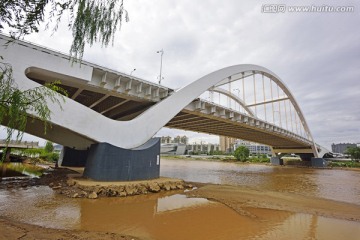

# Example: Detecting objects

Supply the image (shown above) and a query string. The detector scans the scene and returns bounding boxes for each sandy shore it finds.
[186,184,360,222]
[0,216,139,240]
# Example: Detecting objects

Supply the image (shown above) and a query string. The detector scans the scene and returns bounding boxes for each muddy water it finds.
[161,159,360,205]
[0,160,360,240]
[1,186,360,240]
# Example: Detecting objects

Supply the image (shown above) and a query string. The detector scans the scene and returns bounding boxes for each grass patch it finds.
[328,161,360,168]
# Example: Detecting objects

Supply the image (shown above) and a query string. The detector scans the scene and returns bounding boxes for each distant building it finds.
[161,143,187,155]
[160,135,220,155]
[219,136,236,153]
[161,136,172,144]
[173,135,189,145]
[331,143,357,154]
[161,135,188,144]
[53,144,63,153]
[187,142,220,154]
[235,140,272,155]
[160,136,190,155]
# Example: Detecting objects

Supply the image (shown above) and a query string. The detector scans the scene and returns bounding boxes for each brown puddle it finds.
[1,187,360,240]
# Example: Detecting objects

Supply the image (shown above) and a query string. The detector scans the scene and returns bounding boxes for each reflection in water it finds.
[156,194,210,212]
[1,186,360,240]
[78,193,260,239]
[161,159,360,205]
[0,163,45,179]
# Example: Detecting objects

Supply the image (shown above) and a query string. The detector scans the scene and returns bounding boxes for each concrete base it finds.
[83,138,160,181]
[311,158,328,168]
[61,147,88,167]
[67,176,186,197]
[270,157,283,165]
[299,153,314,161]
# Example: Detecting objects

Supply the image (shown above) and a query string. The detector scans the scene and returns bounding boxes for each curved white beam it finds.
[211,87,255,117]
[130,65,317,154]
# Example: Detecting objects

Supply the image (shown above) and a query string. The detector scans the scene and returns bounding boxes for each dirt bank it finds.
[0,217,139,240]
[186,184,360,222]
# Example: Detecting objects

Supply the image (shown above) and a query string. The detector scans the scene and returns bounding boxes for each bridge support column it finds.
[83,138,160,181]
[270,157,283,165]
[60,147,89,167]
[311,158,328,168]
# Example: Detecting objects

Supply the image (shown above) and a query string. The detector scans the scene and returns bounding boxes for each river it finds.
[161,159,360,205]
[0,159,359,240]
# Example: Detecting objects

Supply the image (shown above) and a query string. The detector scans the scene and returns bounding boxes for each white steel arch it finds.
[129,64,318,156]
[211,87,255,117]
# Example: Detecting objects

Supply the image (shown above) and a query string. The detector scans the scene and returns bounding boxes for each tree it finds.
[0,61,67,140]
[345,146,360,161]
[233,146,250,162]
[0,0,129,60]
[0,0,128,161]
[44,141,54,153]
[0,61,66,161]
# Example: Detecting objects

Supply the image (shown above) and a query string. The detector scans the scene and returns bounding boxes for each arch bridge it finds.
[0,35,327,180]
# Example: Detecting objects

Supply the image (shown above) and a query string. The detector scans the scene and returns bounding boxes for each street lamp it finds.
[130,68,136,76]
[157,49,164,84]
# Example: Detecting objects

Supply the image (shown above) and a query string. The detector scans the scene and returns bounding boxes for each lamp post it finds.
[157,49,164,84]
[130,68,136,76]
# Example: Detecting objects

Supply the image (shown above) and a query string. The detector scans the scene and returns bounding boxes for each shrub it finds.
[44,141,54,153]
[233,146,250,162]
[250,156,270,163]
[39,152,59,162]
[345,147,360,161]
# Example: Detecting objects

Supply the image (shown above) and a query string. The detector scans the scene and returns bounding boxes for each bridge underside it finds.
[27,73,315,155]
[166,111,312,152]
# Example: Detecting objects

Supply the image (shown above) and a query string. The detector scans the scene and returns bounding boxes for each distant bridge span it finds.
[0,34,327,161]
[0,140,39,149]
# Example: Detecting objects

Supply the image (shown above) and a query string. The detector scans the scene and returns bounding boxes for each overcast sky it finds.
[2,0,359,149]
